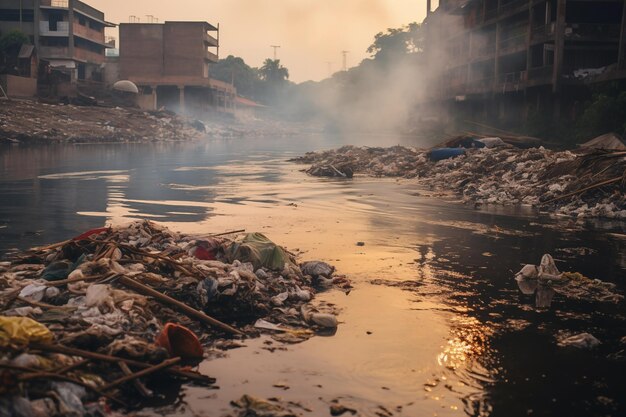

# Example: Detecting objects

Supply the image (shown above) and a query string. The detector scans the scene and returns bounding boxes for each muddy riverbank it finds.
[0,100,312,144]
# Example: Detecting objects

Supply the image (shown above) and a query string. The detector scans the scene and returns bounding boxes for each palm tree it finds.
[259,59,289,84]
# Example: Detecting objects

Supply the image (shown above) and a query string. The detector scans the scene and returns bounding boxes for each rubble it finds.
[291,142,626,219]
[0,99,203,143]
[0,220,347,415]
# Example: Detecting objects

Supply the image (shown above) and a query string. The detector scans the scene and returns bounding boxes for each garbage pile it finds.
[0,100,203,144]
[0,221,346,415]
[514,254,623,308]
[292,143,626,219]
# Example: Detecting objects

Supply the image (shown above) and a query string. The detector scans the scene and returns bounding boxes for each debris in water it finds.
[514,254,622,307]
[557,333,601,349]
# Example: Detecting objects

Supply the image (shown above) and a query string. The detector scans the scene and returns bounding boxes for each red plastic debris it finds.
[192,245,216,260]
[72,227,110,241]
[155,323,204,360]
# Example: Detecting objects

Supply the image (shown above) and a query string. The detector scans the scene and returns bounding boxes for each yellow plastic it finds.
[0,316,53,348]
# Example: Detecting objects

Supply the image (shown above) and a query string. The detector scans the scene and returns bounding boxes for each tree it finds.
[259,59,289,84]
[366,22,424,64]
[0,30,29,73]
[209,55,262,99]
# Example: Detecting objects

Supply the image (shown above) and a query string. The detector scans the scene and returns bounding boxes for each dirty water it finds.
[0,134,625,417]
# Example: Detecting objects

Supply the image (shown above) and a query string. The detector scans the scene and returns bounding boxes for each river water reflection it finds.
[1,135,625,417]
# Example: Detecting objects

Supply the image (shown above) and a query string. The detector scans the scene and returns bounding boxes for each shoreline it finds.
[292,144,626,220]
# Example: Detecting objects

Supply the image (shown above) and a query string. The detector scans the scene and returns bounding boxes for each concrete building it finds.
[424,0,626,123]
[0,0,114,82]
[118,21,236,115]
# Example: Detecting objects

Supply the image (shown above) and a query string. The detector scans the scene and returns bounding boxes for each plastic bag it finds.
[0,316,53,348]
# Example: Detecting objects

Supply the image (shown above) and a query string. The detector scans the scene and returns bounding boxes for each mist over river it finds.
[1,133,625,417]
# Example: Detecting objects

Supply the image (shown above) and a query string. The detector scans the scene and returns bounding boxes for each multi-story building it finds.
[424,0,626,123]
[0,0,114,81]
[118,21,236,115]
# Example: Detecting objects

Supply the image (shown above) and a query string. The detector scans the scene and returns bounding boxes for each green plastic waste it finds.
[226,233,291,271]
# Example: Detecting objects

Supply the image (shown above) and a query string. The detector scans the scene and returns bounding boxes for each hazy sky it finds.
[89,0,428,83]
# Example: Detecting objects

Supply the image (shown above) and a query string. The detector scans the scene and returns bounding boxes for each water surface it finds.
[0,134,625,417]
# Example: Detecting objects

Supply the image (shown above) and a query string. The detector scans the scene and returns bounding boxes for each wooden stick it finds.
[543,176,622,204]
[101,357,180,391]
[27,343,215,384]
[0,363,127,407]
[209,229,246,237]
[53,359,89,375]
[118,362,152,397]
[17,296,77,310]
[44,273,111,287]
[117,276,244,336]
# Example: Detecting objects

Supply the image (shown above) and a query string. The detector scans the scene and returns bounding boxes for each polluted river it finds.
[0,133,625,417]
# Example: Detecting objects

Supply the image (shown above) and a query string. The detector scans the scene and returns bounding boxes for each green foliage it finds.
[259,59,289,84]
[209,55,261,99]
[575,88,626,141]
[367,22,423,64]
[0,30,29,57]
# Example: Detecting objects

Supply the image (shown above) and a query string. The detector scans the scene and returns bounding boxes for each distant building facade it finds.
[118,21,236,115]
[0,0,114,82]
[424,0,626,123]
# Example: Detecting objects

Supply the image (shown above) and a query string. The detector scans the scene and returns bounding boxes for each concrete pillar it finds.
[68,0,75,60]
[552,0,566,93]
[494,21,501,94]
[151,85,158,110]
[34,0,40,52]
[178,86,185,113]
[526,2,534,77]
[619,0,626,69]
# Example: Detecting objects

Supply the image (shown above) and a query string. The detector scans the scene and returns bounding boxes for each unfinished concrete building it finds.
[424,0,626,123]
[118,21,236,115]
[0,0,114,81]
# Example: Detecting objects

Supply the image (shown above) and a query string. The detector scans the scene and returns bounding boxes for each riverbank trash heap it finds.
[0,221,348,415]
[292,138,626,219]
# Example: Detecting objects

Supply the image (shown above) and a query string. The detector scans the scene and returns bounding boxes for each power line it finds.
[270,45,281,60]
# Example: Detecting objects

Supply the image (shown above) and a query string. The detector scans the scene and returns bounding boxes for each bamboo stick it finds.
[118,362,152,397]
[101,357,180,391]
[27,343,215,384]
[117,276,244,336]
[543,176,622,204]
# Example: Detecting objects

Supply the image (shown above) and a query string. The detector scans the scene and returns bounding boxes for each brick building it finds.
[0,0,114,81]
[118,21,236,115]
[424,0,626,123]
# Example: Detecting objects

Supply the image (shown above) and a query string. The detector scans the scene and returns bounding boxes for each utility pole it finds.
[341,50,349,71]
[19,0,23,30]
[270,45,281,60]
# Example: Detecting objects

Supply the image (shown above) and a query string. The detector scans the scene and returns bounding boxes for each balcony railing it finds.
[74,47,105,63]
[205,50,218,62]
[39,21,69,36]
[527,65,554,84]
[204,32,218,47]
[39,46,70,58]
[41,0,69,7]
[73,22,104,43]
[566,24,621,40]
[499,32,527,54]
[499,0,528,15]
